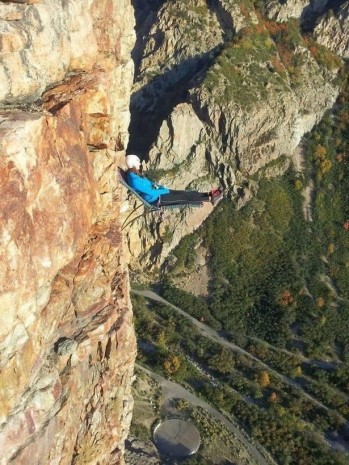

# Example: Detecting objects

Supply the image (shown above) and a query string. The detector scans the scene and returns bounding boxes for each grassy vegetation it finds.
[298,71,349,360]
[203,9,341,107]
[304,35,342,72]
[162,171,305,346]
[203,23,287,106]
[183,405,258,465]
[166,0,211,37]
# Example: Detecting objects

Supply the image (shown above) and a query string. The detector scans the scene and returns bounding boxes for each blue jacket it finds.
[127,171,170,203]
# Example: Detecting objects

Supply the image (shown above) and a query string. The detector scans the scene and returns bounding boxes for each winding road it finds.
[136,364,275,465]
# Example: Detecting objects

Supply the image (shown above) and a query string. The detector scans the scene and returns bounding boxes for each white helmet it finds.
[125,154,141,169]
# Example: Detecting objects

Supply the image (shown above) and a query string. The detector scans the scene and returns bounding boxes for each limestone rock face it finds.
[190,49,338,177]
[126,0,340,272]
[149,103,209,181]
[264,0,309,22]
[263,0,332,22]
[133,0,223,96]
[124,196,215,272]
[125,437,161,465]
[0,1,136,465]
[0,0,98,103]
[314,2,349,59]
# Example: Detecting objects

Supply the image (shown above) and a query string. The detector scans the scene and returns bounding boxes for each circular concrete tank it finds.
[153,419,201,457]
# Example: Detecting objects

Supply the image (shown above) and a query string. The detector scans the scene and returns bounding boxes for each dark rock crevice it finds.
[206,0,236,39]
[127,48,221,159]
[301,0,346,32]
[131,0,167,78]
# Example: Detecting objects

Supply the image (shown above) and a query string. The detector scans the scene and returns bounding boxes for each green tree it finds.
[208,348,235,374]
[163,355,181,374]
[258,371,271,387]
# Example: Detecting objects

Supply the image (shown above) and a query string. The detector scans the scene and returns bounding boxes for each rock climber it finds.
[125,154,223,207]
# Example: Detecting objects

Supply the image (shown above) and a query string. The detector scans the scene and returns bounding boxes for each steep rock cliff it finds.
[314,1,349,59]
[264,0,309,22]
[264,0,333,23]
[0,1,136,464]
[126,0,342,272]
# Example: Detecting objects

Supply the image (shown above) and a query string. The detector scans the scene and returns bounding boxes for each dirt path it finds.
[292,147,314,222]
[136,364,275,465]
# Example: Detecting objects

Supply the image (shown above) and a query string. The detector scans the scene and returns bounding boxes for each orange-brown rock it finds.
[0,0,98,102]
[0,1,136,465]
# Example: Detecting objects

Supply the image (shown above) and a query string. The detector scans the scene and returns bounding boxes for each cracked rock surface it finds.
[0,1,137,464]
[125,437,161,465]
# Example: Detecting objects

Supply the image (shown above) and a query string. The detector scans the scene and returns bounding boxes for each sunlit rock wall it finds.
[0,1,136,464]
[314,1,349,59]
